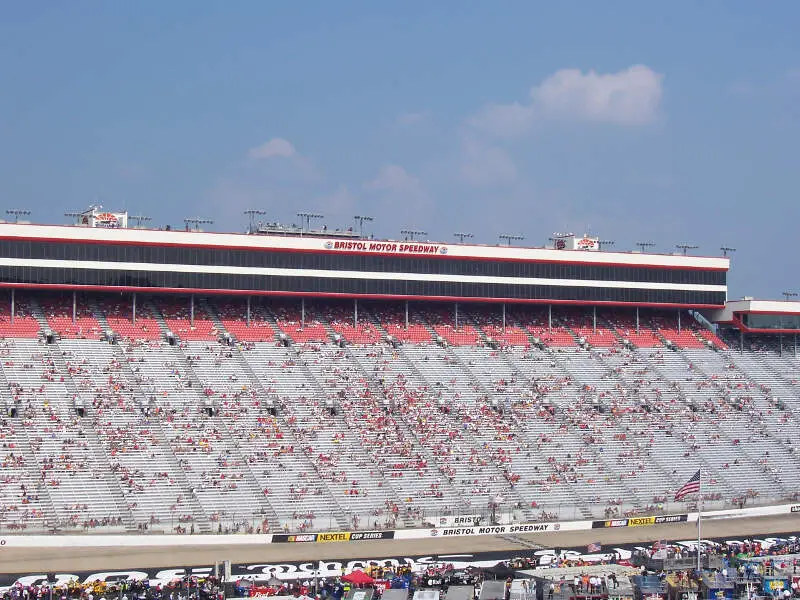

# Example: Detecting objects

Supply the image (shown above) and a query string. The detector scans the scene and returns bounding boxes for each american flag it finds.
[674,469,701,501]
[587,542,602,553]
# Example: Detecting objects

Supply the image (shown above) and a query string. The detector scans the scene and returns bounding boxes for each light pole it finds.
[676,244,699,256]
[720,246,737,258]
[635,241,656,253]
[454,232,474,244]
[782,292,798,302]
[597,240,615,251]
[400,228,427,241]
[244,209,266,233]
[499,234,524,246]
[184,217,214,231]
[129,214,152,228]
[354,215,374,238]
[297,211,324,234]
[5,209,30,223]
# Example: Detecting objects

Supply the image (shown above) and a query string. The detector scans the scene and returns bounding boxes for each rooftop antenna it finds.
[720,246,737,258]
[354,215,374,238]
[400,228,427,241]
[782,291,798,302]
[676,243,699,256]
[636,241,656,253]
[454,232,474,244]
[597,240,615,251]
[184,217,214,231]
[5,209,31,223]
[499,234,524,246]
[244,209,266,233]
[130,215,152,228]
[297,211,323,234]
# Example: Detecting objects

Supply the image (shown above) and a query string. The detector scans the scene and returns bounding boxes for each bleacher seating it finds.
[272,302,329,343]
[0,295,798,534]
[39,296,103,340]
[99,298,163,341]
[0,297,40,338]
[321,302,382,345]
[157,299,218,341]
[216,300,276,342]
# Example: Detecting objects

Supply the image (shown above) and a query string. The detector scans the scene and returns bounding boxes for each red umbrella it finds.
[342,570,375,585]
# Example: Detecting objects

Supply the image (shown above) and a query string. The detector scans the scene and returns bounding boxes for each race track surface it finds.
[2,514,798,574]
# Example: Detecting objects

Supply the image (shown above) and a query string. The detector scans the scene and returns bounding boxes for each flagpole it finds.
[697,467,702,572]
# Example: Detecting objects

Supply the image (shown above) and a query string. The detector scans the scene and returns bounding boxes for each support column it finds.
[677,310,681,333]
[636,307,640,334]
[246,296,251,327]
[592,306,597,334]
[301,298,306,328]
[548,305,552,332]
[740,329,744,354]
[72,291,77,324]
[190,295,195,328]
[779,334,783,357]
[10,289,15,325]
[405,300,409,329]
[132,293,137,325]
[354,298,358,327]
[502,303,506,333]
[455,303,459,329]
[794,333,797,358]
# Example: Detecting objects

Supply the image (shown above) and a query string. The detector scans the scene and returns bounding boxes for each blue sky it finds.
[0,1,798,298]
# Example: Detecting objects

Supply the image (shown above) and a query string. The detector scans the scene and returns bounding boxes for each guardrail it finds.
[1,502,798,549]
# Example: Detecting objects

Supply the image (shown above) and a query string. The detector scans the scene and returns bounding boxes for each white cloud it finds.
[469,65,663,137]
[363,164,419,191]
[248,137,297,159]
[458,138,517,186]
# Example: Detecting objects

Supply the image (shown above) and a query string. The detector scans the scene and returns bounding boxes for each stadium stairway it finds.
[677,348,799,493]
[648,347,793,501]
[28,297,48,336]
[394,346,538,522]
[346,348,446,527]
[199,298,229,341]
[174,344,285,528]
[348,345,494,519]
[639,348,743,502]
[344,347,466,527]
[299,351,421,529]
[149,419,213,533]
[292,351,370,530]
[47,342,138,531]
[544,350,647,510]
[15,422,60,530]
[225,342,349,530]
[0,361,58,531]
[728,349,800,422]
[89,299,113,337]
[109,342,213,532]
[586,348,685,495]
[146,301,172,338]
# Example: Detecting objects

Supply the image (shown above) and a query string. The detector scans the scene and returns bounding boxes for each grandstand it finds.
[0,214,798,536]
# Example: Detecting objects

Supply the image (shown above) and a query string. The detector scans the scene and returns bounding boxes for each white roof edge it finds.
[0,223,730,270]
[725,299,800,313]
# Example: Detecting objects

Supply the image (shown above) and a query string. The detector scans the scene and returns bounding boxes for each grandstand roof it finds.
[0,222,730,270]
[711,299,800,332]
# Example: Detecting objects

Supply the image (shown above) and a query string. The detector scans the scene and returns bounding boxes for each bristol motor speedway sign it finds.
[425,522,557,538]
[324,240,448,255]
